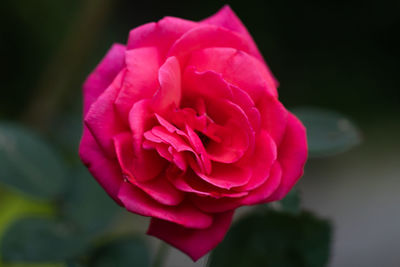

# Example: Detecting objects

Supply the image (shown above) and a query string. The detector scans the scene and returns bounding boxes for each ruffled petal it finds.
[147,210,234,261]
[266,113,307,201]
[118,181,212,229]
[83,44,126,116]
[187,47,277,100]
[114,47,160,120]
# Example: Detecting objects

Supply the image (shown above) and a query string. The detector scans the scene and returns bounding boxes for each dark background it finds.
[1,0,399,266]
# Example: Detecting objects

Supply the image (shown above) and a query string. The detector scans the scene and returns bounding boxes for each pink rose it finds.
[79,5,307,261]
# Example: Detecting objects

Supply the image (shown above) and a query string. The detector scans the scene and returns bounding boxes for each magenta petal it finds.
[241,162,282,205]
[114,132,166,182]
[127,17,197,59]
[194,162,252,190]
[200,5,278,87]
[83,44,126,116]
[79,128,122,204]
[167,25,258,66]
[235,130,277,191]
[188,47,277,100]
[85,71,127,156]
[118,181,212,229]
[266,113,307,201]
[147,210,234,261]
[258,95,289,146]
[114,47,160,120]
[183,67,233,99]
[152,56,182,112]
[127,100,167,181]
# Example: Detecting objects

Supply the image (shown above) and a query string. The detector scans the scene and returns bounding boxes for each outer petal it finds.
[79,129,122,204]
[167,25,260,67]
[118,181,212,229]
[85,71,128,156]
[83,43,126,116]
[127,17,197,59]
[201,5,278,87]
[266,113,307,201]
[187,47,277,100]
[147,210,234,261]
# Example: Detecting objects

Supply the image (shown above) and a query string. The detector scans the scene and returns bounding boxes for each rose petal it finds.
[167,25,258,66]
[201,5,279,87]
[114,47,160,120]
[113,132,166,183]
[234,130,277,191]
[241,161,282,205]
[127,99,166,181]
[266,113,307,201]
[85,71,128,156]
[79,128,122,204]
[147,210,234,261]
[188,47,277,100]
[118,181,212,229]
[152,56,181,112]
[127,17,197,59]
[257,95,289,145]
[167,167,248,199]
[83,43,126,116]
[192,161,252,190]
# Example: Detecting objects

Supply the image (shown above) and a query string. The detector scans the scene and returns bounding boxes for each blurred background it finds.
[1,0,399,266]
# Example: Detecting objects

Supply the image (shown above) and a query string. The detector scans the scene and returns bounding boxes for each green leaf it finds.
[0,123,67,199]
[292,107,361,157]
[209,210,332,267]
[1,217,88,263]
[61,167,120,235]
[88,236,150,267]
[279,188,301,214]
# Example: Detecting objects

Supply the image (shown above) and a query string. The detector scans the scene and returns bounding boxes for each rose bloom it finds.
[80,5,307,261]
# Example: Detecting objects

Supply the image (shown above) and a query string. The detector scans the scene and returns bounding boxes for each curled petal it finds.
[147,210,234,261]
[118,181,212,229]
[152,56,182,112]
[83,43,126,116]
[266,113,307,201]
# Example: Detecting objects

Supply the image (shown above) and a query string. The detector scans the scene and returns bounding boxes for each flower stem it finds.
[153,242,169,267]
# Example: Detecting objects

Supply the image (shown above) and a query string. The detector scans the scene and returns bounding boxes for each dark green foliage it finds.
[88,237,150,267]
[1,217,89,262]
[280,188,301,215]
[292,107,361,157]
[61,167,120,235]
[209,209,332,267]
[0,123,67,199]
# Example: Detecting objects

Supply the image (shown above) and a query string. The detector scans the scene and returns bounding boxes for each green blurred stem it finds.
[22,0,113,132]
[153,242,169,267]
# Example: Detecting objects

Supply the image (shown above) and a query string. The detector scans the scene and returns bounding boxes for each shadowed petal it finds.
[147,210,234,261]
